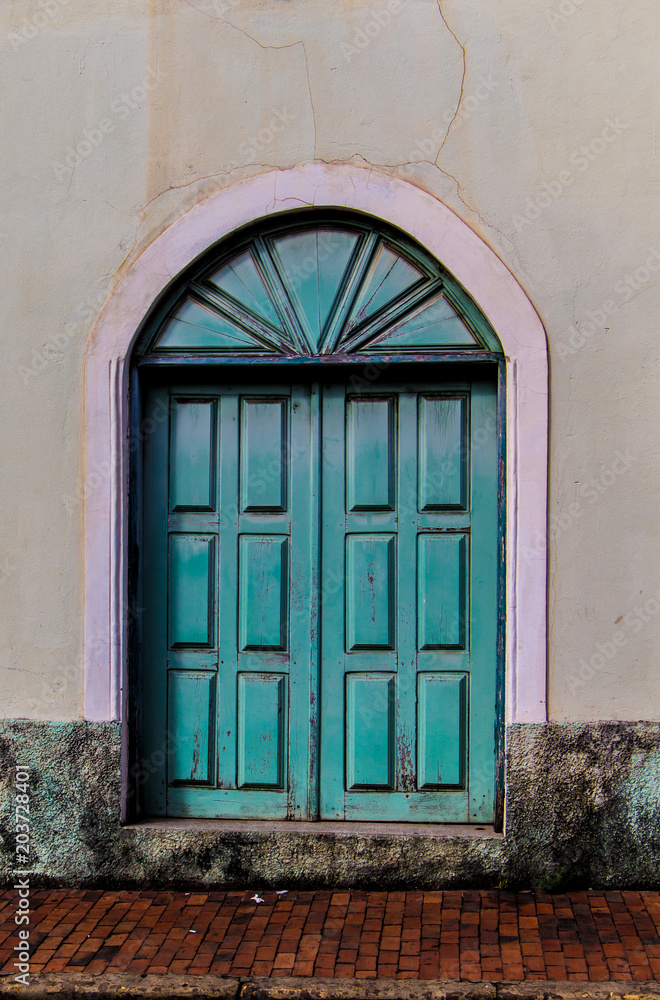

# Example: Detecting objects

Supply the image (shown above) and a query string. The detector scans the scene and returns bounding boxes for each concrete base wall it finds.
[1,721,659,890]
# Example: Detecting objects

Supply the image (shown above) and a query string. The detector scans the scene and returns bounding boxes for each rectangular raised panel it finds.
[168,535,214,647]
[240,398,287,512]
[345,534,396,650]
[237,673,286,788]
[346,673,395,789]
[170,399,215,511]
[168,671,215,784]
[346,396,396,511]
[418,395,467,510]
[239,535,289,650]
[417,673,467,788]
[417,533,467,649]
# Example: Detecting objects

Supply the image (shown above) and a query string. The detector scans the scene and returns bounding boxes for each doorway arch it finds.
[134,209,503,822]
[83,165,548,805]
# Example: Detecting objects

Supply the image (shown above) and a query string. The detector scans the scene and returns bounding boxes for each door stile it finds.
[140,385,171,816]
[306,383,321,819]
[287,384,316,818]
[395,391,422,796]
[216,394,240,793]
[466,379,498,820]
[319,382,348,819]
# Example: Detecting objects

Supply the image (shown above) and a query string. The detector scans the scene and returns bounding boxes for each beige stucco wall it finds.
[1,0,659,721]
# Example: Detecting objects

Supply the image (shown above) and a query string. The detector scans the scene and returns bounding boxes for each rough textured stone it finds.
[1,979,660,1000]
[1,721,659,889]
[242,979,496,1000]
[504,721,660,889]
[495,987,660,1000]
[0,972,241,997]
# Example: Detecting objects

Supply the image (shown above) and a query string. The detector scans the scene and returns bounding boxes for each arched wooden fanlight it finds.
[139,213,502,358]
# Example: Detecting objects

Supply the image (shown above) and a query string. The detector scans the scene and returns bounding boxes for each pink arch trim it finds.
[84,163,548,725]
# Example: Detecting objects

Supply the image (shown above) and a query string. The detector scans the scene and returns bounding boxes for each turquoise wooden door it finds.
[140,374,498,823]
[141,382,317,819]
[320,378,498,821]
[136,212,504,823]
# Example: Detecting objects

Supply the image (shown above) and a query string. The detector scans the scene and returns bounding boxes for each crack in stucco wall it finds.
[435,0,467,159]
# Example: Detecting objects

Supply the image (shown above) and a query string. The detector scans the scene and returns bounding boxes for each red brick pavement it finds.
[1,889,659,982]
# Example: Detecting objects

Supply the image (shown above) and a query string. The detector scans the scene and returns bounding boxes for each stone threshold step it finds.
[1,976,660,1000]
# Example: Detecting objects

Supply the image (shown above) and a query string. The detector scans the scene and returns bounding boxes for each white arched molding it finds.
[84,163,548,726]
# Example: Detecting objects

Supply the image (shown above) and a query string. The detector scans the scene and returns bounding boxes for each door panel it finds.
[417,672,467,789]
[346,673,396,789]
[169,399,216,511]
[417,394,467,510]
[346,396,396,511]
[417,532,468,650]
[238,535,289,651]
[141,375,499,823]
[168,534,215,648]
[345,534,397,651]
[236,673,287,789]
[168,670,216,784]
[240,398,288,512]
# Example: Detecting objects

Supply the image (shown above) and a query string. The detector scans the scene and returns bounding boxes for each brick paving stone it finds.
[1,889,659,980]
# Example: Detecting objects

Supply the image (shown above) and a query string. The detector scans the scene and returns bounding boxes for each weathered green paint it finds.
[238,536,289,651]
[345,673,396,790]
[143,385,315,821]
[208,249,282,330]
[169,399,216,511]
[136,213,504,360]
[1,721,660,889]
[168,671,215,784]
[168,534,214,648]
[417,534,467,649]
[320,379,497,822]
[270,229,359,350]
[137,212,505,825]
[417,673,467,789]
[141,375,498,823]
[237,673,287,789]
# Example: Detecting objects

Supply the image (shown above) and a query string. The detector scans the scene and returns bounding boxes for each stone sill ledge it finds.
[124,818,503,838]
